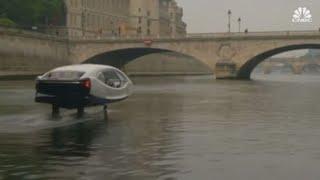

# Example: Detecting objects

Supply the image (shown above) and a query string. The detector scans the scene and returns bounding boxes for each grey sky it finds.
[176,0,320,33]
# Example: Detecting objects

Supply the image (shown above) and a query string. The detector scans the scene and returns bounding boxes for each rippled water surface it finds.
[1,74,320,180]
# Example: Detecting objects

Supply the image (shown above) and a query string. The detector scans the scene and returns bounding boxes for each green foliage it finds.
[0,0,65,27]
[0,17,16,26]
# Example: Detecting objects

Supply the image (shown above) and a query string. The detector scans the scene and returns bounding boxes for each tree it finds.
[0,17,16,26]
[0,0,66,27]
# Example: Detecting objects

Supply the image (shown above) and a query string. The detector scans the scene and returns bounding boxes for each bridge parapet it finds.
[68,31,320,41]
[2,25,320,42]
[187,31,320,38]
[0,26,67,41]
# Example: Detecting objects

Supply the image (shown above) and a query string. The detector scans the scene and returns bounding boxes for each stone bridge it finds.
[1,28,320,79]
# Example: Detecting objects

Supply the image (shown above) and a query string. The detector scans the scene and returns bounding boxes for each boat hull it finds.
[35,80,124,109]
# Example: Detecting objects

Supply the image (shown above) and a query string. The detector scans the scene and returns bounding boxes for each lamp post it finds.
[228,10,232,33]
[238,17,241,33]
[81,0,86,37]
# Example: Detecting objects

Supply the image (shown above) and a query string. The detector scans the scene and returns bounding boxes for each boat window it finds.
[44,71,85,80]
[103,70,122,88]
[97,73,105,82]
[115,70,128,83]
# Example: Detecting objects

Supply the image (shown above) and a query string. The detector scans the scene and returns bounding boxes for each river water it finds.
[0,74,320,180]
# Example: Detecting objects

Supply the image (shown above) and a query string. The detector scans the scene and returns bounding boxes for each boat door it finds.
[98,69,131,100]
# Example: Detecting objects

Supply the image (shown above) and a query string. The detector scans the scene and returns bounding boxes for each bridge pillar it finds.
[215,62,237,79]
[291,62,305,74]
[263,62,273,74]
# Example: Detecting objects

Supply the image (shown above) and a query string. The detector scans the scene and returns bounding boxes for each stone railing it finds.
[186,31,320,38]
[67,30,320,41]
[0,25,68,40]
[1,24,320,41]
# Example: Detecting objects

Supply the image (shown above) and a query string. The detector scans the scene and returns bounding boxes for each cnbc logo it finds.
[292,7,312,23]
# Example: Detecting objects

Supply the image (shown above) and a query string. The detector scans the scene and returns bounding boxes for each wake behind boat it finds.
[35,64,133,117]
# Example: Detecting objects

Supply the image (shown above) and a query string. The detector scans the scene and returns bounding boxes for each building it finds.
[64,0,131,38]
[129,0,160,37]
[168,1,187,37]
[128,0,187,37]
[63,0,186,38]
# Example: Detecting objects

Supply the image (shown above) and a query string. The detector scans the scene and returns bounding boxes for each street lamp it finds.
[228,10,232,33]
[81,0,86,37]
[238,17,241,33]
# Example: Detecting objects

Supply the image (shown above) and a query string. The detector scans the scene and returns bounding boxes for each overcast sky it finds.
[176,0,320,33]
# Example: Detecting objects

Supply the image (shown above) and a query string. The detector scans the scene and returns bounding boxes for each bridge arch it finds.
[301,63,320,73]
[237,44,320,79]
[81,47,213,73]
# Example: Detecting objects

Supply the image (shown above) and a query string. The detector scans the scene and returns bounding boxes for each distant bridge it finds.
[260,57,320,74]
[1,27,320,79]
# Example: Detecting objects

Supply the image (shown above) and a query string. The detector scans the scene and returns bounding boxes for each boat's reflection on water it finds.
[0,112,108,179]
[39,115,108,157]
[0,104,181,179]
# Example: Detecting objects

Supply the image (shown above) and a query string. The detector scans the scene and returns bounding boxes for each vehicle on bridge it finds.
[35,64,133,117]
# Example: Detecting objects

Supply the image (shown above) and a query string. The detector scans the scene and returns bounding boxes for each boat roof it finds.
[51,64,116,73]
